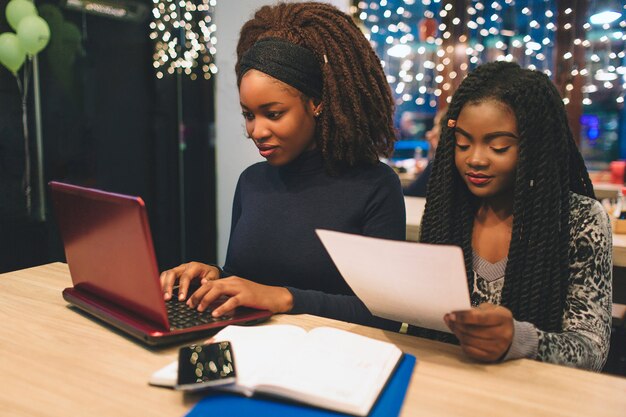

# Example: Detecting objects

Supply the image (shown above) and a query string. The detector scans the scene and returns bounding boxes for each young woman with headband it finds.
[160,2,405,329]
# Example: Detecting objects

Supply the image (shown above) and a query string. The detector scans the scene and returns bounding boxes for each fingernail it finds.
[179,293,185,301]
[164,292,169,299]
[212,310,219,317]
[201,278,207,284]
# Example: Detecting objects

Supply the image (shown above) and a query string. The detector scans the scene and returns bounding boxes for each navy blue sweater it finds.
[222,150,405,330]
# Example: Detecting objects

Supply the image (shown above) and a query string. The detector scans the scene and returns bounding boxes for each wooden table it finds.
[1,263,625,417]
[405,197,626,269]
[593,182,623,201]
[404,196,426,242]
[612,233,626,268]
[398,172,417,189]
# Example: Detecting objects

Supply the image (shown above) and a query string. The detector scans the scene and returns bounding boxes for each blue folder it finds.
[184,354,416,417]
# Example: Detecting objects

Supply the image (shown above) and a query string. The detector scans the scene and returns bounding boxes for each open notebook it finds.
[150,324,404,416]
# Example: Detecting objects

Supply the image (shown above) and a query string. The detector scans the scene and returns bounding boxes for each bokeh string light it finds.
[150,0,217,80]
[355,0,625,111]
[355,0,442,114]
[582,0,626,106]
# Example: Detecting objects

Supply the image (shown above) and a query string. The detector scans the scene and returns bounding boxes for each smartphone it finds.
[175,341,237,391]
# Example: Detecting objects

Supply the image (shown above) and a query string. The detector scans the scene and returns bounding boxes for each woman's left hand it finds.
[444,303,514,362]
[186,276,294,317]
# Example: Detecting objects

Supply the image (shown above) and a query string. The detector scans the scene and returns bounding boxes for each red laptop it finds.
[49,181,272,346]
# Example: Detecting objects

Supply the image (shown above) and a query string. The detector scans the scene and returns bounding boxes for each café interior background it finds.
[0,0,625,273]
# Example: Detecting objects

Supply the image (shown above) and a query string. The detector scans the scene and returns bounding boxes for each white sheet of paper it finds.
[316,229,471,333]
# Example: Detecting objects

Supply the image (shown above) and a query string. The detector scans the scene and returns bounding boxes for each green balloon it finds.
[61,22,81,47]
[17,15,50,55]
[38,4,64,31]
[5,0,38,32]
[0,32,26,74]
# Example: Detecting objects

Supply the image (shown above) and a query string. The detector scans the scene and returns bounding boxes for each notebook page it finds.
[212,324,305,393]
[149,324,306,392]
[254,327,402,416]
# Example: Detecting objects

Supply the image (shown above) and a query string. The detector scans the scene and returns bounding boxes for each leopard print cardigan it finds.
[471,192,612,371]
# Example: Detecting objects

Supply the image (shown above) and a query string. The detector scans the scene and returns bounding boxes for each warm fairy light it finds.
[151,0,217,80]
[355,0,624,114]
[582,84,598,94]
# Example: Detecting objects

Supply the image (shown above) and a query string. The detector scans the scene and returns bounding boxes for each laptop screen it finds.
[50,182,169,328]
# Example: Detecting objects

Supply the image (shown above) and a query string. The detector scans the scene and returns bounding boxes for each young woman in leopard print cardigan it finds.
[417,61,611,371]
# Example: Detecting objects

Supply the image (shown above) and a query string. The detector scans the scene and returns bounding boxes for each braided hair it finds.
[420,61,594,333]
[235,2,396,169]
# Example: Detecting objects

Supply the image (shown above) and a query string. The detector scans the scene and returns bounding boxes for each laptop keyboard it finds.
[166,292,234,330]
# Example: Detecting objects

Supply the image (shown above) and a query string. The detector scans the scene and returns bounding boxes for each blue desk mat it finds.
[185,354,416,417]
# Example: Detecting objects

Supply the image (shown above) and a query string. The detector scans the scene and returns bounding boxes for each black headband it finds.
[239,37,323,99]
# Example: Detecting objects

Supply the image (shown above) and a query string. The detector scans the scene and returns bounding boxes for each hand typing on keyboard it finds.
[166,288,233,330]
[160,262,221,301]
[160,262,293,318]
[185,276,294,317]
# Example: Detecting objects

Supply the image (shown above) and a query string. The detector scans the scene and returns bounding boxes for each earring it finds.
[314,111,322,118]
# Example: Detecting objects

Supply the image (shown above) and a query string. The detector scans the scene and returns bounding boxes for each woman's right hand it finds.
[159,262,221,301]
